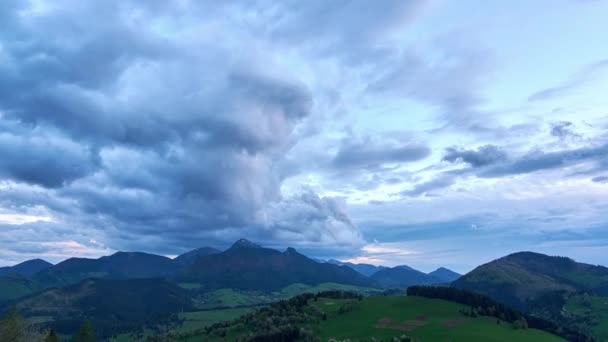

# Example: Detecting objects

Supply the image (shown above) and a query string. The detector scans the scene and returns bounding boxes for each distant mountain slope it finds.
[180,239,375,291]
[174,247,220,266]
[14,278,194,338]
[34,251,176,288]
[452,251,608,309]
[0,274,43,304]
[370,265,441,288]
[327,259,387,277]
[0,259,52,276]
[428,267,461,283]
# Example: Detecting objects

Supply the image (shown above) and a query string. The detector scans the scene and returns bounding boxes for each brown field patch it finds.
[392,325,416,331]
[401,320,427,326]
[415,315,428,321]
[378,317,395,324]
[442,318,466,328]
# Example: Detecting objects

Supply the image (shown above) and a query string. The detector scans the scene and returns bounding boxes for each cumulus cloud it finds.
[1,0,409,257]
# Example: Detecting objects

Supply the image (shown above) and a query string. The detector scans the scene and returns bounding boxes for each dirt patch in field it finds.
[378,317,395,324]
[442,318,466,328]
[415,315,428,321]
[392,325,416,331]
[401,320,427,326]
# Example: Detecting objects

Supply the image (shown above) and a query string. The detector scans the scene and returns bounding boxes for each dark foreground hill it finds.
[14,278,193,338]
[180,239,374,291]
[188,291,565,341]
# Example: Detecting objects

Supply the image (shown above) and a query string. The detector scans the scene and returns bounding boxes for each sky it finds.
[0,0,607,273]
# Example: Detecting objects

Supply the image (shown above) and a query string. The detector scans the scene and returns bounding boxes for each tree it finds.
[0,306,24,342]
[45,329,59,342]
[74,320,95,342]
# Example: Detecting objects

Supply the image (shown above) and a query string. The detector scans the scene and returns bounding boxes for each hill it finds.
[0,274,43,304]
[452,251,608,309]
[34,251,177,288]
[0,259,53,276]
[191,292,565,341]
[452,251,608,339]
[14,278,194,339]
[179,239,374,291]
[327,259,387,276]
[429,267,461,282]
[371,265,441,288]
[174,247,220,266]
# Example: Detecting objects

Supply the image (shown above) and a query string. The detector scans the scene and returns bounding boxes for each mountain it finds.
[14,278,194,338]
[452,251,608,310]
[428,267,461,283]
[174,246,220,266]
[370,265,442,288]
[180,239,374,291]
[34,251,176,288]
[327,259,387,277]
[0,259,53,276]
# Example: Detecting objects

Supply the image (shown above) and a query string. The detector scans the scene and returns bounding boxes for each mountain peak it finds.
[230,239,262,250]
[283,247,298,254]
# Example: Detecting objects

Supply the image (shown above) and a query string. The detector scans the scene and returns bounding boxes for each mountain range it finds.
[1,241,607,340]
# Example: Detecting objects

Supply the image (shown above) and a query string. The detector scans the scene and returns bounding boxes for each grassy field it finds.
[176,307,254,334]
[316,296,565,342]
[565,294,608,341]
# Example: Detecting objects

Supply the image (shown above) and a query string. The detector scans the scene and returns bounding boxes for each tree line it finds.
[0,306,95,342]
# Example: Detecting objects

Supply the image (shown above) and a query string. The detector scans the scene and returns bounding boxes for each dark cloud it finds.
[400,175,455,197]
[480,144,608,177]
[442,145,507,168]
[528,59,608,101]
[550,121,580,140]
[592,176,608,183]
[333,140,430,169]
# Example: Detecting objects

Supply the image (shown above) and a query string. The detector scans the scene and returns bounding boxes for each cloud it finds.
[480,143,608,177]
[550,121,580,140]
[400,175,455,197]
[442,145,507,168]
[528,59,608,101]
[592,176,608,183]
[333,139,430,169]
[0,0,380,257]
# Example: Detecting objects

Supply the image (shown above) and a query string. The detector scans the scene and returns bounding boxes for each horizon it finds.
[3,238,607,275]
[1,0,607,272]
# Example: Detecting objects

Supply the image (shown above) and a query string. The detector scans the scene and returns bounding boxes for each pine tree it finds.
[74,320,95,342]
[0,306,25,342]
[45,328,59,342]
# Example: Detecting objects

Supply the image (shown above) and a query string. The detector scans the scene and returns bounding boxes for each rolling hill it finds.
[174,247,220,266]
[33,251,177,288]
[0,259,53,276]
[370,265,442,288]
[429,267,462,282]
[179,239,374,291]
[192,293,565,341]
[326,259,387,276]
[452,251,608,309]
[15,278,194,339]
[452,251,608,340]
